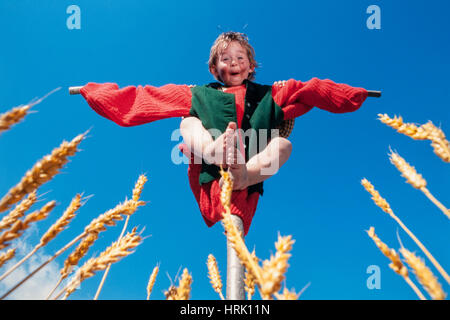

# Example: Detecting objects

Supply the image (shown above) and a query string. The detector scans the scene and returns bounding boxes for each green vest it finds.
[189,80,285,196]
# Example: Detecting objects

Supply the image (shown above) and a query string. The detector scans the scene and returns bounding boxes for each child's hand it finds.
[273,80,287,87]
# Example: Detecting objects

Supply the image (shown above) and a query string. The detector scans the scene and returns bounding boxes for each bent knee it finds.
[180,116,198,130]
[273,137,292,158]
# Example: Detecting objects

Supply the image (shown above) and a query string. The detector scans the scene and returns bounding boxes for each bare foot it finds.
[219,126,248,191]
[229,163,249,190]
[219,164,249,191]
[203,122,238,167]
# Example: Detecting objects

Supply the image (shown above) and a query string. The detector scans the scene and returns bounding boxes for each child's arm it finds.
[272,78,368,119]
[80,82,192,126]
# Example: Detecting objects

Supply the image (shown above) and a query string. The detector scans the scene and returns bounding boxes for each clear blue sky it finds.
[0,0,449,300]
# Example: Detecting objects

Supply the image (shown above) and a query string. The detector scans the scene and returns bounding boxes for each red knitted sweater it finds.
[80,78,367,126]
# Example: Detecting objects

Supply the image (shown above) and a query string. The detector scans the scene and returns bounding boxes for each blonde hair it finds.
[208,31,258,82]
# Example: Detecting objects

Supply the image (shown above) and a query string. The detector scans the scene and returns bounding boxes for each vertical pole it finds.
[226,214,245,300]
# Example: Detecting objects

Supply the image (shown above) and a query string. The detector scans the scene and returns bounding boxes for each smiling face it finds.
[210,41,255,87]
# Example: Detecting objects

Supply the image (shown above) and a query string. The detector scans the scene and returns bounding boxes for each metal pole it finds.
[367,90,382,97]
[226,214,245,300]
[69,86,82,95]
[70,86,381,98]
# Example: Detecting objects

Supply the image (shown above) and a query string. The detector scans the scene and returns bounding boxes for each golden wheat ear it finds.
[361,178,450,285]
[0,132,86,213]
[244,250,258,300]
[0,194,82,283]
[207,254,224,300]
[400,247,446,300]
[0,105,31,135]
[378,114,450,162]
[366,227,426,300]
[93,174,149,300]
[0,249,15,268]
[0,191,37,231]
[388,149,449,219]
[146,264,159,300]
[259,234,295,300]
[176,268,193,300]
[0,200,55,251]
[0,88,60,136]
[58,228,143,300]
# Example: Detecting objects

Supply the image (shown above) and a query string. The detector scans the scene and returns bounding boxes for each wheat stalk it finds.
[0,231,86,300]
[388,149,427,189]
[61,232,98,281]
[219,167,263,286]
[219,167,297,300]
[40,194,81,246]
[165,268,193,300]
[94,174,148,300]
[361,179,393,216]
[177,268,193,300]
[219,165,233,207]
[58,228,142,300]
[47,205,138,300]
[132,174,147,202]
[366,227,426,300]
[389,150,449,219]
[62,198,144,279]
[244,250,258,300]
[0,88,60,135]
[421,122,450,162]
[0,200,55,250]
[0,191,37,230]
[0,195,81,282]
[378,114,429,140]
[164,285,179,300]
[0,249,15,268]
[0,132,86,213]
[0,105,32,135]
[260,234,295,300]
[207,254,224,300]
[378,114,450,162]
[274,287,300,300]
[274,282,310,300]
[221,208,263,283]
[47,177,146,299]
[400,247,446,300]
[361,178,450,284]
[146,265,159,300]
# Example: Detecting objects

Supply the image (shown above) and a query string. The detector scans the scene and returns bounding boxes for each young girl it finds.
[79,32,368,235]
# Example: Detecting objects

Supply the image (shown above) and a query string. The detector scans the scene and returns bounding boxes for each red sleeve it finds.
[80,82,192,127]
[272,78,368,120]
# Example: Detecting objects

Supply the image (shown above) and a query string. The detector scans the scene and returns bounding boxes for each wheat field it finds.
[363,114,449,300]
[0,92,448,300]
